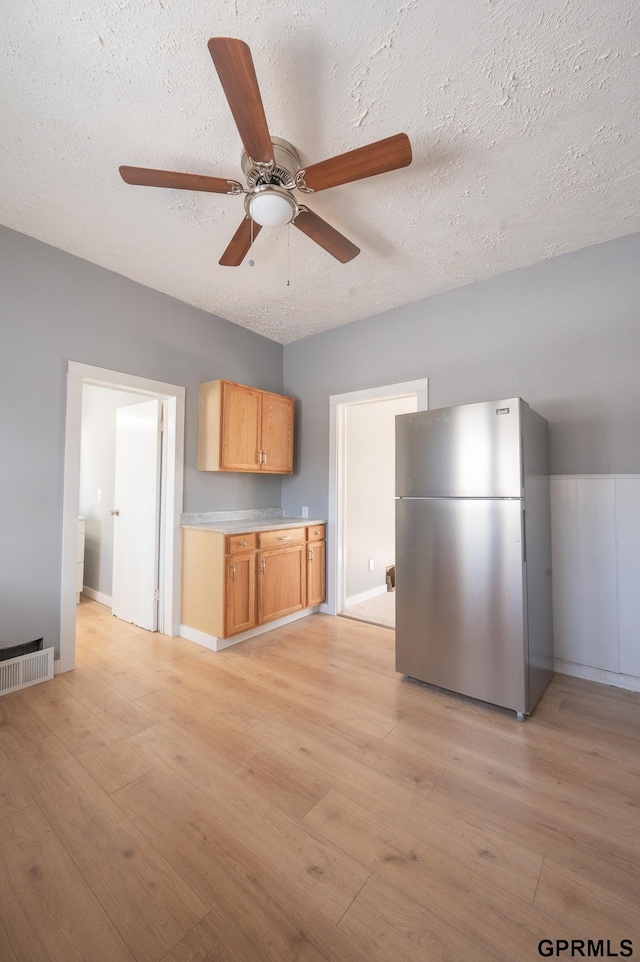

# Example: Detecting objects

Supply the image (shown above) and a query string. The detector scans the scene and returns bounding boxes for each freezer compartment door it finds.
[396,399,523,498]
[396,497,527,713]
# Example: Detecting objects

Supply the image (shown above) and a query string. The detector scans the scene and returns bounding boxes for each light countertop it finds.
[181,516,325,535]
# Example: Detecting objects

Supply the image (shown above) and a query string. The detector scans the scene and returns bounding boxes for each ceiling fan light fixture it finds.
[245,185,298,228]
[121,41,412,265]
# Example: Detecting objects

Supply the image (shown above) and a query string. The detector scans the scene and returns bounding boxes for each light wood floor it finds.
[1,598,639,962]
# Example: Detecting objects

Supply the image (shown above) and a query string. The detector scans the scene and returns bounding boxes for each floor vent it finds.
[0,648,54,696]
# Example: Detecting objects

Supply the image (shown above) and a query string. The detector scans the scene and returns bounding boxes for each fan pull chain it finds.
[287,225,290,287]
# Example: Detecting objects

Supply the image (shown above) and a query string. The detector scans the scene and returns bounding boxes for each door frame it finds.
[60,361,185,673]
[327,379,429,617]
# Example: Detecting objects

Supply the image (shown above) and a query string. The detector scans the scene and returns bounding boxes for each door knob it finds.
[110,509,120,516]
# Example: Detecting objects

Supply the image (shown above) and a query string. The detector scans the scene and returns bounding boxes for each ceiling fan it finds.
[119,37,412,266]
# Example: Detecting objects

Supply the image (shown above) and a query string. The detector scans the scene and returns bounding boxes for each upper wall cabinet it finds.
[197,379,294,474]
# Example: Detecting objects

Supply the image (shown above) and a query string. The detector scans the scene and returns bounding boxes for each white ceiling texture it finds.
[1,1,639,343]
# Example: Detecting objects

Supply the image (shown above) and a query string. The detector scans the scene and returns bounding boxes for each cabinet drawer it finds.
[306,524,326,542]
[226,533,257,554]
[258,527,306,548]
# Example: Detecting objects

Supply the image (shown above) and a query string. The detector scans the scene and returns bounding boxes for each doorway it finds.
[327,379,429,625]
[341,395,418,628]
[60,362,185,673]
[79,388,163,631]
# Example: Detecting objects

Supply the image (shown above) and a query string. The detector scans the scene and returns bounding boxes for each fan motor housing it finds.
[241,137,301,189]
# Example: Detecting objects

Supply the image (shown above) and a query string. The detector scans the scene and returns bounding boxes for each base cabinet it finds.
[258,544,306,624]
[306,539,326,607]
[225,551,256,635]
[182,523,325,641]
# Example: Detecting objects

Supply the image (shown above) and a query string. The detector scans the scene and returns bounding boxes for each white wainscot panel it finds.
[615,479,640,677]
[550,478,618,671]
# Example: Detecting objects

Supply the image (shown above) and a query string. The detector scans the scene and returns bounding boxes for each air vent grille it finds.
[0,648,54,696]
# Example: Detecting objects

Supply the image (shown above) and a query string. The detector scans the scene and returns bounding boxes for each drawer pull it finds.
[239,540,247,546]
[278,536,292,541]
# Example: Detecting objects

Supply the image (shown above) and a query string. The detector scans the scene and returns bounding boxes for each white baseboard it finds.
[82,586,113,607]
[554,659,640,693]
[179,605,321,652]
[345,584,388,608]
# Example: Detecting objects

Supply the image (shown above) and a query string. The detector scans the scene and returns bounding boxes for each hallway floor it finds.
[340,589,395,629]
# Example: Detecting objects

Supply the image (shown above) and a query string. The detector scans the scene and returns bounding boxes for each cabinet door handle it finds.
[231,563,236,582]
[262,451,267,465]
[260,558,265,575]
[256,449,262,464]
[308,548,313,561]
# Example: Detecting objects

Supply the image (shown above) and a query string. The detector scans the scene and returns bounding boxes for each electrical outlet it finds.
[301,506,309,518]
[369,558,374,571]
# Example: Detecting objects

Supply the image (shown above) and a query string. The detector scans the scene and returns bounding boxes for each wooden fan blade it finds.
[208,38,274,165]
[119,166,236,194]
[299,133,412,192]
[219,216,262,267]
[294,208,360,263]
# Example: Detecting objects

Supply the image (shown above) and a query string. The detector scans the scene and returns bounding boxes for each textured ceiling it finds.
[1,1,639,344]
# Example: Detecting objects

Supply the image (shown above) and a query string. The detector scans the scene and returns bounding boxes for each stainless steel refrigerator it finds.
[395,397,553,720]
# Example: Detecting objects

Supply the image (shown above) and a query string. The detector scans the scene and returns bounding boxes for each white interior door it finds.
[112,399,162,630]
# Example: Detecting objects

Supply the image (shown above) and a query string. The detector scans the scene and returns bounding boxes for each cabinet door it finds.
[260,392,294,474]
[221,382,262,471]
[257,545,305,624]
[225,551,256,636]
[306,540,326,607]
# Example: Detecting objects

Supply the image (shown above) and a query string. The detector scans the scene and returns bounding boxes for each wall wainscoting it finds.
[550,475,640,691]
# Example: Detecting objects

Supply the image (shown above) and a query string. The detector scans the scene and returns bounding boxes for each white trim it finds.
[329,380,430,408]
[327,379,428,616]
[60,372,84,672]
[160,396,179,635]
[81,587,113,607]
[345,584,389,607]
[60,362,185,673]
[179,606,321,652]
[554,659,640,693]
[82,585,113,608]
[66,361,184,399]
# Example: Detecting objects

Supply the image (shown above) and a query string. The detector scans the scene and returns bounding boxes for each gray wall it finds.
[0,225,283,652]
[281,232,640,521]
[3,222,639,655]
